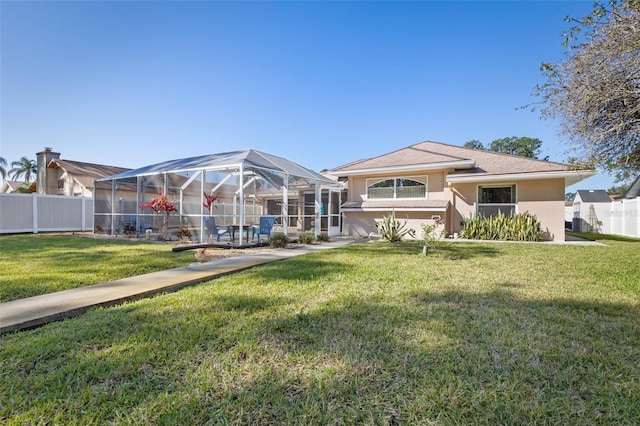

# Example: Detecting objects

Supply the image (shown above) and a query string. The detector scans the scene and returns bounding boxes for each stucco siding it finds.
[342,211,444,240]
[518,179,565,241]
[448,179,565,241]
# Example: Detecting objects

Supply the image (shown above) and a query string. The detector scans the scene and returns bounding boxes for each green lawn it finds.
[1,237,639,424]
[0,234,195,302]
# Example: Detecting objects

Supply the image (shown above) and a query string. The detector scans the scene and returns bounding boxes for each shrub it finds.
[123,223,136,237]
[374,210,416,242]
[317,233,330,242]
[176,217,192,241]
[269,233,289,248]
[297,232,316,244]
[421,221,444,254]
[461,211,542,241]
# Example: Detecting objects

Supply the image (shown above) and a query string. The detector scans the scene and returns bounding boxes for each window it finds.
[367,177,426,199]
[478,184,516,216]
[57,179,65,190]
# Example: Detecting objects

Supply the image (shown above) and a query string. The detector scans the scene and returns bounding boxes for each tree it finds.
[565,192,575,202]
[0,157,7,180]
[463,139,485,150]
[488,136,545,159]
[140,189,177,240]
[535,0,640,180]
[463,137,546,159]
[607,183,631,196]
[9,157,37,182]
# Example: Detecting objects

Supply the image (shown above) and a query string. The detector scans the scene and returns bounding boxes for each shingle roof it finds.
[623,175,640,199]
[330,140,570,176]
[576,189,612,203]
[49,159,131,189]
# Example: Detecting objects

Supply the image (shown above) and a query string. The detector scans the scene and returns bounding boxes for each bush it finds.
[461,211,542,241]
[374,210,416,242]
[269,233,290,248]
[297,232,316,244]
[316,233,330,242]
[421,221,444,254]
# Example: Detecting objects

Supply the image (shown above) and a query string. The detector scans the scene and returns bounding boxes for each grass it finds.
[1,237,639,424]
[567,231,640,242]
[0,234,195,302]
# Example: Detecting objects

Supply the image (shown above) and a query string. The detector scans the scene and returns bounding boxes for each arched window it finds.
[367,177,426,199]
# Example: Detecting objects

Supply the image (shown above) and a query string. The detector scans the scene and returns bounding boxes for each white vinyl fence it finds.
[0,193,93,234]
[610,198,640,238]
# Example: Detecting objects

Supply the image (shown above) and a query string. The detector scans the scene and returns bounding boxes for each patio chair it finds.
[253,216,276,242]
[205,216,231,242]
[134,215,153,233]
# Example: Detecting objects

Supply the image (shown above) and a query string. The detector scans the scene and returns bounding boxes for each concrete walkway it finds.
[0,238,358,334]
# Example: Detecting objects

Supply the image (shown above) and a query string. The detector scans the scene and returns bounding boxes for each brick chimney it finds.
[36,147,61,195]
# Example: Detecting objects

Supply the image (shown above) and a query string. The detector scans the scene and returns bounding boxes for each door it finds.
[320,187,342,237]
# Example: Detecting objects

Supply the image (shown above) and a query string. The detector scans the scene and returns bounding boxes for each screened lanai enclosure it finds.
[94,149,344,244]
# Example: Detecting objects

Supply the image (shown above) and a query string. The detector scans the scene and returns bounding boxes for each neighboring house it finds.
[0,181,29,193]
[621,175,640,199]
[34,148,130,197]
[572,190,612,233]
[328,140,596,242]
[564,200,574,230]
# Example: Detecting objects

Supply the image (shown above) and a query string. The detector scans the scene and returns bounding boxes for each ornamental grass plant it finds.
[1,235,639,424]
[461,211,542,241]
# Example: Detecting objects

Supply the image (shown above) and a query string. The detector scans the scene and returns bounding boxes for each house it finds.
[621,175,640,199]
[328,140,596,242]
[0,181,29,193]
[572,190,612,233]
[35,148,130,197]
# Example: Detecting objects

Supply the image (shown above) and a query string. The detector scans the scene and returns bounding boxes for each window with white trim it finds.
[478,184,516,216]
[367,177,426,199]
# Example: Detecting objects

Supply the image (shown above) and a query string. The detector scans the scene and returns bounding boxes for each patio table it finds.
[229,224,254,242]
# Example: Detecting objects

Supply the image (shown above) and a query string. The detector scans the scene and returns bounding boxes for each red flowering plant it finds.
[140,189,177,240]
[203,192,219,241]
[203,192,218,212]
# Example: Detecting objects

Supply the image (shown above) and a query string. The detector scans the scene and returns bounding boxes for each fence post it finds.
[81,197,86,231]
[32,193,38,233]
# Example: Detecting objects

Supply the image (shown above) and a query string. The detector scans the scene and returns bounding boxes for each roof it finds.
[98,149,334,184]
[329,140,596,186]
[2,181,28,192]
[575,189,611,203]
[623,175,640,199]
[49,159,130,189]
[341,199,450,212]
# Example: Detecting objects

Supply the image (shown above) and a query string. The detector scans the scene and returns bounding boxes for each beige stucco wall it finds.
[342,211,445,240]
[449,178,566,241]
[517,179,566,241]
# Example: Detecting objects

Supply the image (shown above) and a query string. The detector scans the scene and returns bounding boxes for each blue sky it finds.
[1,0,612,191]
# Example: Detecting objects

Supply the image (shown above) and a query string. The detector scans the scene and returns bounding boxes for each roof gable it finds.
[330,141,569,176]
[576,189,611,203]
[49,159,131,189]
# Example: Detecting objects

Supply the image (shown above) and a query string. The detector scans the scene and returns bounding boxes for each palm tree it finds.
[10,157,37,182]
[0,156,7,180]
